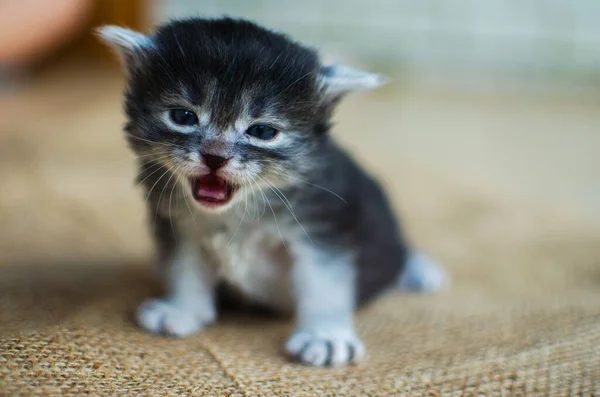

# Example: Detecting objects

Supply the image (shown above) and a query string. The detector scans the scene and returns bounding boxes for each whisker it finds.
[248,178,267,221]
[133,151,173,159]
[153,164,179,233]
[249,178,261,220]
[244,182,249,220]
[99,152,174,169]
[254,178,268,219]
[137,156,171,170]
[145,163,175,204]
[168,164,183,240]
[234,191,244,217]
[262,182,289,253]
[271,170,348,204]
[268,182,296,215]
[135,153,175,168]
[246,179,256,219]
[124,134,179,149]
[136,158,175,188]
[261,176,312,245]
[179,175,198,228]
[229,182,247,244]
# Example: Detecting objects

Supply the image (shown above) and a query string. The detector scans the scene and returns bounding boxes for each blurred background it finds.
[0,0,599,265]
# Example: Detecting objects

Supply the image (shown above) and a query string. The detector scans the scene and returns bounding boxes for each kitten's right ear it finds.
[95,25,154,73]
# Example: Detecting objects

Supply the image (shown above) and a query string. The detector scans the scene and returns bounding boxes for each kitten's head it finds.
[97,18,383,212]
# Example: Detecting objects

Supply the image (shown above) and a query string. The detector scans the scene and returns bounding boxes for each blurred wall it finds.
[0,0,147,68]
[73,0,147,63]
[152,0,600,89]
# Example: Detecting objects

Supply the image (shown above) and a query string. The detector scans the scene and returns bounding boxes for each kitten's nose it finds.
[201,153,229,170]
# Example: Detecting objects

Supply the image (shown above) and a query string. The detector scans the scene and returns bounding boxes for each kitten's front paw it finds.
[285,328,366,367]
[136,298,213,337]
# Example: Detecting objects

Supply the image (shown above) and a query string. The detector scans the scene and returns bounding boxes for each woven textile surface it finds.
[1,68,599,396]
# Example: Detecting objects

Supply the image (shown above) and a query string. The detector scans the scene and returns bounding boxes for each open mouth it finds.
[191,173,238,208]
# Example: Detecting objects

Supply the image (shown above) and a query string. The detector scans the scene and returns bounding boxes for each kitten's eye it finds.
[245,125,278,140]
[169,109,198,126]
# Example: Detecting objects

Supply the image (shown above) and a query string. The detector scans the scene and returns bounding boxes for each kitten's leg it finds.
[285,245,364,367]
[136,241,218,337]
[397,250,449,292]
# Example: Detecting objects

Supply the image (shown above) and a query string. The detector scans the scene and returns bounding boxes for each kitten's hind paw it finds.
[397,251,449,292]
[285,328,365,367]
[136,298,211,337]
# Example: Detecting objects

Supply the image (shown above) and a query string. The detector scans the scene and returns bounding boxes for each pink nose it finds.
[201,153,229,170]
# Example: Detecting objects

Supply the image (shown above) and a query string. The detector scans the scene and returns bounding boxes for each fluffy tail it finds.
[397,251,449,292]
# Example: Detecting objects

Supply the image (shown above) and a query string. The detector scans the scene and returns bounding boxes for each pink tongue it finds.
[195,175,228,200]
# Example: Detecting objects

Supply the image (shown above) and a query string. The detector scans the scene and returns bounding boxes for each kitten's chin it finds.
[190,174,239,211]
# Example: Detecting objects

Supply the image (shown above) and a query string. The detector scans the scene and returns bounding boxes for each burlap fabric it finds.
[1,68,599,396]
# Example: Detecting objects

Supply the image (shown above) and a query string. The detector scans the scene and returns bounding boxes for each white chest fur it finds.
[187,215,295,312]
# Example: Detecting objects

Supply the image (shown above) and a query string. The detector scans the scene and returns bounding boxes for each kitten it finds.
[97,18,448,367]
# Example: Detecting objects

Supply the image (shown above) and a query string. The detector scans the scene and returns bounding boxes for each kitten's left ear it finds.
[95,25,154,74]
[321,64,387,100]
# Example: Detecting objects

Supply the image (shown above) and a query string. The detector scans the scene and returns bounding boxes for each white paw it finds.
[398,251,449,292]
[285,328,365,367]
[136,298,213,337]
